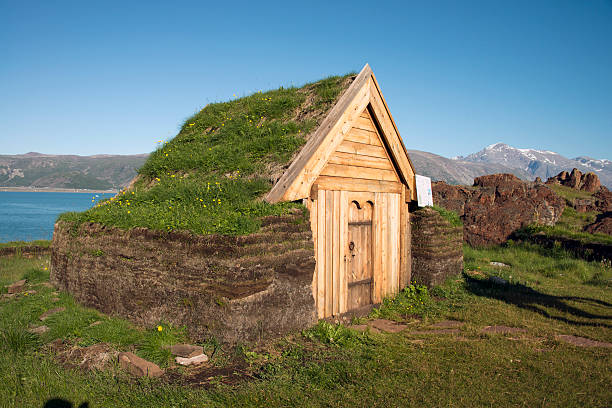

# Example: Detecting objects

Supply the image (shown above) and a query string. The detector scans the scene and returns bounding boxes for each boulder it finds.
[592,188,612,212]
[433,174,565,247]
[568,168,582,189]
[430,181,473,217]
[118,352,163,378]
[585,212,612,236]
[545,168,602,192]
[582,173,601,193]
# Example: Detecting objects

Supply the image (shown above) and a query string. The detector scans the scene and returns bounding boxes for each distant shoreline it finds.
[0,187,118,194]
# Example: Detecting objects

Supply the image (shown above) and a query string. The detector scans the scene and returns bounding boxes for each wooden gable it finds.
[314,107,402,195]
[265,64,417,204]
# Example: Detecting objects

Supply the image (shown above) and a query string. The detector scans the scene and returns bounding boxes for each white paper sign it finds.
[415,174,433,207]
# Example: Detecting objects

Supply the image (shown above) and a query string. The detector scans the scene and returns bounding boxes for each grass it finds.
[431,205,463,227]
[0,240,50,249]
[518,183,612,246]
[59,73,354,236]
[548,184,595,205]
[1,243,611,407]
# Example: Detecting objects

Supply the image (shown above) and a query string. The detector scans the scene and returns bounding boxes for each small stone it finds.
[28,325,49,335]
[490,261,509,267]
[555,335,612,348]
[369,319,408,333]
[118,352,163,377]
[175,353,209,366]
[6,279,26,294]
[169,344,204,358]
[489,276,508,285]
[39,307,66,321]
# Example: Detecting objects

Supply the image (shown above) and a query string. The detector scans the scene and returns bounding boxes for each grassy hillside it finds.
[1,243,610,407]
[59,73,355,235]
[0,154,147,190]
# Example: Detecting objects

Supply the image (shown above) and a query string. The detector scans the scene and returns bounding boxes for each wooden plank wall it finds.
[309,190,402,318]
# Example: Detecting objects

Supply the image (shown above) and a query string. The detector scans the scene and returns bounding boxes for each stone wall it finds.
[51,208,316,344]
[410,207,463,287]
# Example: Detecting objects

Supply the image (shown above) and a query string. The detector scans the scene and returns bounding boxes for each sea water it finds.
[0,191,112,242]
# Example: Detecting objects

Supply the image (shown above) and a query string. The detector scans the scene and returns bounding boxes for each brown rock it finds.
[118,352,163,377]
[555,334,612,348]
[433,174,565,247]
[545,169,602,192]
[369,319,408,333]
[568,168,582,189]
[6,279,26,294]
[39,307,66,321]
[592,189,612,212]
[431,181,473,217]
[582,173,601,193]
[585,212,612,236]
[169,344,204,358]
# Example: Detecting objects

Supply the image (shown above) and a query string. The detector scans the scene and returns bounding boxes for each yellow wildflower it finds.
[157,325,163,332]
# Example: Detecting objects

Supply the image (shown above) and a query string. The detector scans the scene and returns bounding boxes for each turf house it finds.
[51,64,419,343]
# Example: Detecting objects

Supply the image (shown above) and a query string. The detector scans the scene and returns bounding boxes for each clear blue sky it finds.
[1,0,611,160]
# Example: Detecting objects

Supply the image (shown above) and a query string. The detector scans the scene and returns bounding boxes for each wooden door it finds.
[347,200,373,310]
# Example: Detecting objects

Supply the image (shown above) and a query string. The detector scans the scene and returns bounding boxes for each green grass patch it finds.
[59,73,355,236]
[1,246,611,407]
[518,223,612,246]
[547,184,595,204]
[0,240,50,248]
[431,205,463,227]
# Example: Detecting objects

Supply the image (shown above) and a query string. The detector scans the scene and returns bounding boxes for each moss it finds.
[58,73,355,236]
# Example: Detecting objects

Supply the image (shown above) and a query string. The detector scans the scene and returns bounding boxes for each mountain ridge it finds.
[451,142,612,187]
[0,153,148,190]
[2,143,610,190]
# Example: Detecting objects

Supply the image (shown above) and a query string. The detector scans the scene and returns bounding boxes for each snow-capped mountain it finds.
[454,143,612,188]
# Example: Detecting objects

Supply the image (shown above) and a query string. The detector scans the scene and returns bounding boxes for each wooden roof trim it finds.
[265,64,373,203]
[266,64,418,203]
[367,76,417,200]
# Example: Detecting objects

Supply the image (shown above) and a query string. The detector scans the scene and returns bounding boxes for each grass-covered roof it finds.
[60,73,355,235]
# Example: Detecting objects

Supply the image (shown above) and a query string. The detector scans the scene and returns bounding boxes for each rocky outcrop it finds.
[545,168,601,193]
[51,209,317,344]
[433,174,565,247]
[569,187,612,213]
[585,212,612,236]
[410,208,463,287]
